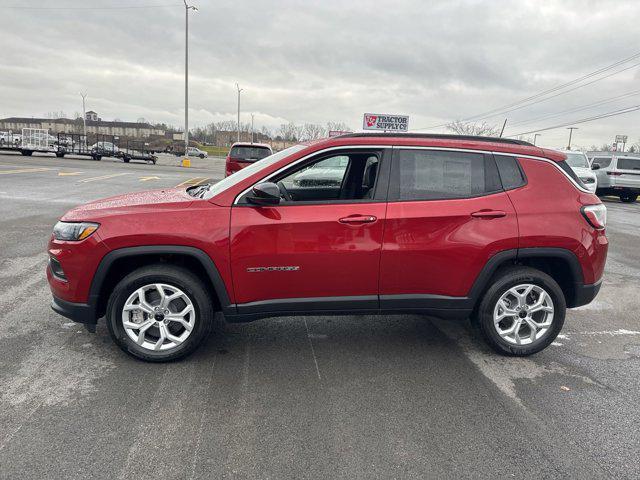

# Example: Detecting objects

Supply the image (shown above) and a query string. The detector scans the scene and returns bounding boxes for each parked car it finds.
[556,150,598,193]
[0,131,21,147]
[225,142,273,176]
[186,146,208,158]
[48,133,607,361]
[587,151,640,202]
[90,141,119,155]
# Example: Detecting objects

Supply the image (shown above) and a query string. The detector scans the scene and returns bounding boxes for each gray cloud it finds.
[1,0,639,148]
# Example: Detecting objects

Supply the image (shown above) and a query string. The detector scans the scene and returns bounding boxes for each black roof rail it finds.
[336,132,533,146]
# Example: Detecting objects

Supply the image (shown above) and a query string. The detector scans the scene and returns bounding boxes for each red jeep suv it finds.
[47,134,608,361]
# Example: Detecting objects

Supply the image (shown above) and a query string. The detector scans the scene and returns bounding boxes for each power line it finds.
[412,50,640,131]
[508,89,640,128]
[463,51,640,122]
[507,104,640,137]
[2,4,180,10]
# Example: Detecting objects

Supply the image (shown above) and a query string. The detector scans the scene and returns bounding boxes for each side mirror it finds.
[591,163,601,170]
[247,182,280,206]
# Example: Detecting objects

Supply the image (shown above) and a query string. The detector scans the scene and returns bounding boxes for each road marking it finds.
[175,177,210,187]
[58,171,83,176]
[78,173,129,183]
[304,318,322,380]
[0,167,52,175]
[139,176,161,182]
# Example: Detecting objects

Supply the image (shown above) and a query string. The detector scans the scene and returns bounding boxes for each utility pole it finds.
[80,92,87,146]
[236,83,243,143]
[184,1,198,156]
[251,113,254,144]
[566,127,578,150]
[533,133,541,146]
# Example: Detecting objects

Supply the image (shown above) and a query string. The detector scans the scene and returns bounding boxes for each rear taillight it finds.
[581,204,607,230]
[607,171,622,176]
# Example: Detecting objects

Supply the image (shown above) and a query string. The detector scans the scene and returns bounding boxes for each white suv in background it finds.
[588,152,640,203]
[559,150,598,193]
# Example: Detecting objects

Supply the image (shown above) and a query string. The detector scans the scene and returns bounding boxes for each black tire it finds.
[199,154,205,159]
[106,265,214,362]
[21,150,33,156]
[473,267,566,356]
[620,193,638,203]
[56,152,65,158]
[123,156,130,163]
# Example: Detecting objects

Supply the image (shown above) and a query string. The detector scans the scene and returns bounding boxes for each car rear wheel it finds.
[474,267,565,356]
[620,193,638,203]
[106,265,214,362]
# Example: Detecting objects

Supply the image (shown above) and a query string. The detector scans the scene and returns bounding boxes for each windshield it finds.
[203,145,305,200]
[564,152,589,169]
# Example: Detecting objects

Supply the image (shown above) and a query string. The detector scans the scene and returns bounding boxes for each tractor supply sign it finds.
[363,113,409,132]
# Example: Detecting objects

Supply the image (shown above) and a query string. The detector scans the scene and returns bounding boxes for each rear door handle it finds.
[471,210,506,218]
[339,215,377,224]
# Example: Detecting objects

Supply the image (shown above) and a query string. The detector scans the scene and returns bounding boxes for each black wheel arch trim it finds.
[467,247,587,306]
[88,245,233,322]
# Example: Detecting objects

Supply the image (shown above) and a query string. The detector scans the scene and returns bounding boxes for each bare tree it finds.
[278,123,299,142]
[326,121,352,133]
[300,123,327,141]
[446,120,500,137]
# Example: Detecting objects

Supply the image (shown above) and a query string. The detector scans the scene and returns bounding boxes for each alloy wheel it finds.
[492,283,554,345]
[121,283,196,351]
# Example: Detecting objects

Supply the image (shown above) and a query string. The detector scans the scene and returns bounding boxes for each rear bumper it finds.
[51,295,97,330]
[570,279,602,308]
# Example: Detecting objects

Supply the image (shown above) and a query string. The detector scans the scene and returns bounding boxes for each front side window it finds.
[390,149,499,201]
[273,151,381,203]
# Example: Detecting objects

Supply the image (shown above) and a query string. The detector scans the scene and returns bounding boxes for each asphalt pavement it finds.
[0,151,639,479]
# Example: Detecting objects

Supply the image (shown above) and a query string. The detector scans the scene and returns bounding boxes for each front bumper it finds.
[51,295,97,332]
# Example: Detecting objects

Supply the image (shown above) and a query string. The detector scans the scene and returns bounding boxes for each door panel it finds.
[379,193,518,299]
[230,202,386,309]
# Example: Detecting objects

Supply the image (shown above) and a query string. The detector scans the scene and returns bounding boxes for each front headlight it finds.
[53,221,100,241]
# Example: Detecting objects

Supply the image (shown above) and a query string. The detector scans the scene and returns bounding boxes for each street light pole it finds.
[184,1,198,156]
[251,113,254,144]
[533,133,541,146]
[236,83,243,143]
[567,127,578,150]
[80,92,87,146]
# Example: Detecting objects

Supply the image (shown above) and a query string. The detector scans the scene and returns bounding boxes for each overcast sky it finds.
[1,0,639,148]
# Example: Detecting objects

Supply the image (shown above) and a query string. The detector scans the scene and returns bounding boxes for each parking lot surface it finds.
[0,151,639,479]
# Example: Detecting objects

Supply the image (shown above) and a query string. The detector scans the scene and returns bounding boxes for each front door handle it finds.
[471,210,506,219]
[339,215,377,224]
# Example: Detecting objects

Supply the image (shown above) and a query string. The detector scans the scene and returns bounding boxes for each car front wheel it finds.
[106,265,214,361]
[474,267,565,356]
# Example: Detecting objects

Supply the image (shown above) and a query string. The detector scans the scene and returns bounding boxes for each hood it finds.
[62,188,195,221]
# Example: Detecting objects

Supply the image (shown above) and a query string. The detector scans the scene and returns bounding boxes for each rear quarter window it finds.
[494,155,526,190]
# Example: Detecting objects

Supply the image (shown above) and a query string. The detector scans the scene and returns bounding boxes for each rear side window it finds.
[592,157,611,168]
[617,158,640,170]
[494,155,526,190]
[230,146,271,160]
[389,149,500,201]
